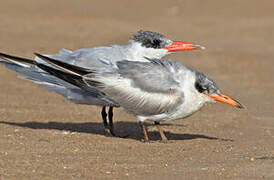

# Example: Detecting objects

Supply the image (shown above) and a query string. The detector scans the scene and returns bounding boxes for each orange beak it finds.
[209,93,244,109]
[164,41,205,52]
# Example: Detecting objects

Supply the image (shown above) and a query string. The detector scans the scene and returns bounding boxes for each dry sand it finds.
[0,0,273,179]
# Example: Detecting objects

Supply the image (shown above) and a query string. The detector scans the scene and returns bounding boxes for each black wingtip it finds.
[34,52,91,76]
[37,63,86,89]
[0,52,36,65]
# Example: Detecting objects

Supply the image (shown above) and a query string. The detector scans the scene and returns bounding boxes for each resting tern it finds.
[0,30,205,136]
[30,53,244,142]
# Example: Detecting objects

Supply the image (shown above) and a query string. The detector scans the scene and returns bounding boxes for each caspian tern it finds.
[0,30,204,136]
[29,53,244,142]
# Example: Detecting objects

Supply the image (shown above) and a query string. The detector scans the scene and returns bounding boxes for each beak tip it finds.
[235,101,245,109]
[236,103,245,109]
[193,45,206,50]
[200,46,206,50]
[210,93,245,109]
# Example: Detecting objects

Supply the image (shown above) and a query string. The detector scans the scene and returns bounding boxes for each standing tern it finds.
[0,30,205,136]
[32,53,244,142]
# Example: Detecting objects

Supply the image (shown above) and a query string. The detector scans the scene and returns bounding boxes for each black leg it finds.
[102,106,128,138]
[108,106,116,136]
[101,106,109,134]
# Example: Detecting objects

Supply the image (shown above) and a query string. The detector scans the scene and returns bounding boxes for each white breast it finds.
[136,71,211,122]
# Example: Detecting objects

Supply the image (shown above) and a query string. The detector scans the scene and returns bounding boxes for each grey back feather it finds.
[116,59,179,93]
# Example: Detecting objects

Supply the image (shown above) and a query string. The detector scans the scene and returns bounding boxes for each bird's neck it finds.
[176,71,211,118]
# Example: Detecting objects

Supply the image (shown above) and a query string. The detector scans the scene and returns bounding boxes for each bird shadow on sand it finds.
[0,120,233,142]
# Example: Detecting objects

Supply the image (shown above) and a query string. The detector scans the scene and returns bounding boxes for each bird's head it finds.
[129,30,205,59]
[194,72,244,108]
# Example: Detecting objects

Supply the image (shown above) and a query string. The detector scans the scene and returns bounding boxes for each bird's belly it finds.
[137,101,205,122]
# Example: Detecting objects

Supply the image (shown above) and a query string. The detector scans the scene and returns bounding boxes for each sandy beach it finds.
[0,0,273,179]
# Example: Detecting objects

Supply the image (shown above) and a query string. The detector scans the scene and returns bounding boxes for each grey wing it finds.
[117,59,180,92]
[35,45,126,69]
[84,59,183,116]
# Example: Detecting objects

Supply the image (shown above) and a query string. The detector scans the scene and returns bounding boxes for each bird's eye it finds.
[152,39,161,48]
[195,82,207,93]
